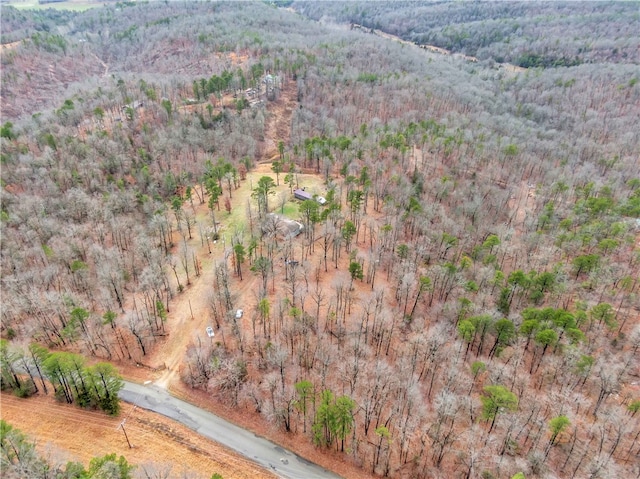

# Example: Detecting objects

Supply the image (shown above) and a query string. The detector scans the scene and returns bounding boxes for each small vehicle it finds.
[206,326,215,338]
[235,309,243,319]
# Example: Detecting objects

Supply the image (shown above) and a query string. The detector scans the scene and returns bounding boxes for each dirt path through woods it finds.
[150,78,298,390]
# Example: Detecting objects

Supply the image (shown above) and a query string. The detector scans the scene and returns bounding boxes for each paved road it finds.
[119,381,343,479]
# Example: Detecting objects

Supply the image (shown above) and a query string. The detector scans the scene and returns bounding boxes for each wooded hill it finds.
[1,2,639,478]
[292,1,640,66]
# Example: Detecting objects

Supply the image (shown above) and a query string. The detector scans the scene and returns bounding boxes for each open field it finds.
[3,0,103,10]
[0,391,277,479]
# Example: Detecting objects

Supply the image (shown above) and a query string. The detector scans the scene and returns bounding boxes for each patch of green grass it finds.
[218,203,248,244]
[277,202,299,219]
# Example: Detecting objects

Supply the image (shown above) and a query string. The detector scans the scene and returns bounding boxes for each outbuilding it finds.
[294,189,313,201]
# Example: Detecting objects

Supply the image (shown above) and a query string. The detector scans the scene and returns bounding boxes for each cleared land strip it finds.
[0,391,277,479]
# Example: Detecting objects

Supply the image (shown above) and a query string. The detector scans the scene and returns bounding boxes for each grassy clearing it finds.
[276,202,299,218]
[213,164,329,245]
[5,0,103,10]
[171,162,331,263]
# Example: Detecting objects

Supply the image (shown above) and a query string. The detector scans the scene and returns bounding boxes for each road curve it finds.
[119,381,343,479]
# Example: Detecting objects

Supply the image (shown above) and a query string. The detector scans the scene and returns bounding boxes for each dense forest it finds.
[292,1,640,66]
[1,1,639,479]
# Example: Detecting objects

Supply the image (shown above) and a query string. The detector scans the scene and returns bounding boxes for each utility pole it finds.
[120,419,132,448]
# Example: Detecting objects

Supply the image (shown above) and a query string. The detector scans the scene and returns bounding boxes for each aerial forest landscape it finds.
[1,1,639,478]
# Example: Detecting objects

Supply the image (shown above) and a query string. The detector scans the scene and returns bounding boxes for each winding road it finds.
[119,381,343,479]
